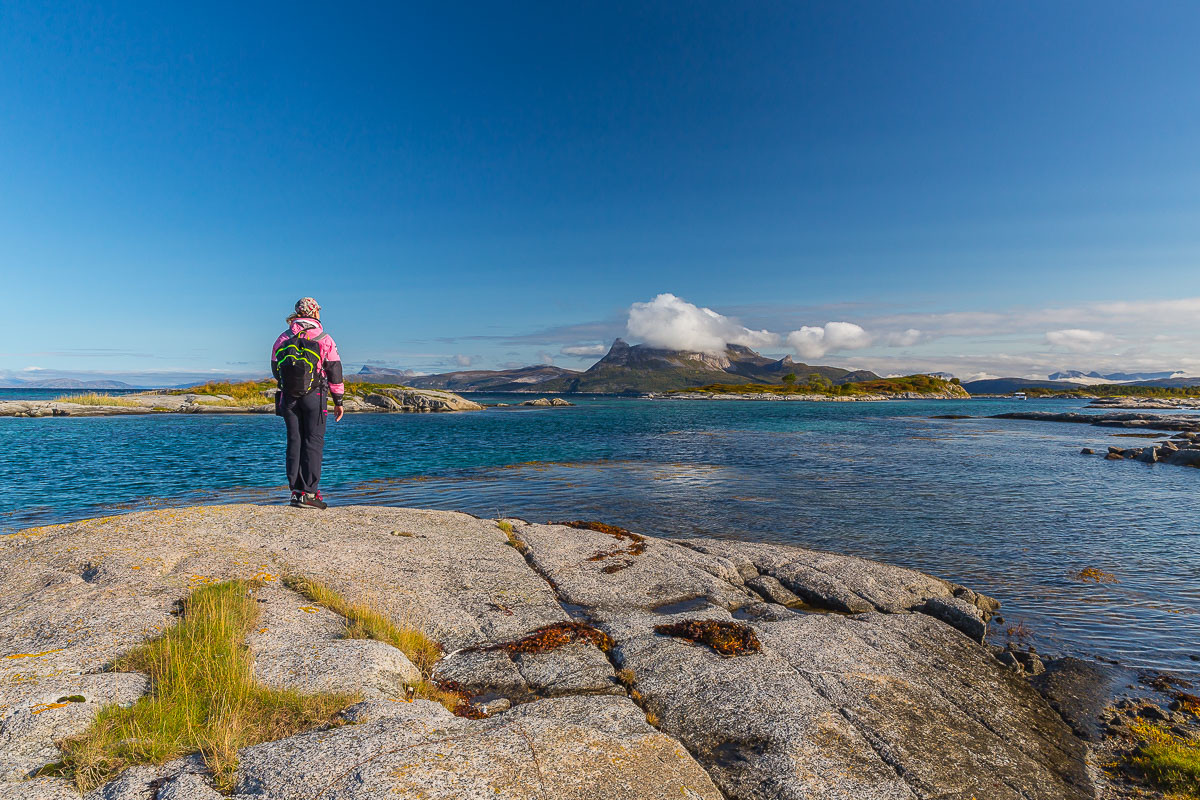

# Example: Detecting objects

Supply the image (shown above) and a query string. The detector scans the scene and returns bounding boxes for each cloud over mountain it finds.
[626,294,779,355]
[623,294,927,361]
[786,322,873,359]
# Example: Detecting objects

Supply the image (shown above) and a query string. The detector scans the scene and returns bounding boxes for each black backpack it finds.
[274,331,327,397]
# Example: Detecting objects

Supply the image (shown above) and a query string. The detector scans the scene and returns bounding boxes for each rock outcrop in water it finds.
[0,505,1096,799]
[519,397,573,407]
[992,410,1200,431]
[980,411,1200,470]
[348,387,483,413]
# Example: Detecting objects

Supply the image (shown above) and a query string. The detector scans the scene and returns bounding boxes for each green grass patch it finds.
[497,520,527,554]
[1131,722,1200,798]
[57,580,358,793]
[52,392,143,407]
[280,576,466,714]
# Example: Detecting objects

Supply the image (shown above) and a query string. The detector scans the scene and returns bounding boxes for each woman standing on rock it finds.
[272,297,345,509]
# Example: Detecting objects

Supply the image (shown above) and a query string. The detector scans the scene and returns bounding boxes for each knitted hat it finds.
[294,297,321,318]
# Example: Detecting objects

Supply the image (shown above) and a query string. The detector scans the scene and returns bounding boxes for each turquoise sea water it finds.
[0,388,146,399]
[2,393,1197,679]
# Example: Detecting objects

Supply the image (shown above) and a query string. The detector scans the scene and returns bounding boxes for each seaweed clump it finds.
[430,680,487,719]
[471,621,615,655]
[1070,567,1119,583]
[1142,674,1200,717]
[654,619,761,657]
[554,520,648,571]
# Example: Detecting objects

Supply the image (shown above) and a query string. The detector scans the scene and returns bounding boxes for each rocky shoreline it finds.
[0,388,484,418]
[3,504,1182,798]
[1088,397,1200,411]
[932,410,1200,471]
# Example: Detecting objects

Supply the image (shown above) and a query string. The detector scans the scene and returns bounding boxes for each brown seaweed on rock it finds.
[466,621,615,656]
[653,620,761,657]
[553,520,644,542]
[555,520,649,567]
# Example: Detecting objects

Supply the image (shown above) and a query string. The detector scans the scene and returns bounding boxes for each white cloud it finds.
[627,294,779,355]
[453,354,474,367]
[786,322,873,359]
[560,343,608,357]
[536,351,555,365]
[1044,329,1117,353]
[610,293,1200,377]
[884,328,924,347]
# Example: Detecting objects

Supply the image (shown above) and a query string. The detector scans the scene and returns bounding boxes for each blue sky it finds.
[2,1,1199,384]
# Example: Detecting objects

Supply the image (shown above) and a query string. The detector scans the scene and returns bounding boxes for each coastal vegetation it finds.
[175,378,413,402]
[49,392,143,406]
[1020,385,1200,398]
[674,373,961,397]
[341,380,414,396]
[280,575,467,714]
[1131,722,1200,798]
[168,379,276,400]
[195,395,272,408]
[281,575,440,674]
[54,580,357,792]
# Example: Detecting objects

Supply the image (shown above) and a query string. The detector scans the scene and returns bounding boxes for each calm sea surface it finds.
[2,392,1197,679]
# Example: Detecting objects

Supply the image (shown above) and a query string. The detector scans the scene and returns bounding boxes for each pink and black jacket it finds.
[271,317,345,406]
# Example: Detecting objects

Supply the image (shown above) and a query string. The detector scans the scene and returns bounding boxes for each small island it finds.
[0,382,484,418]
[662,373,970,401]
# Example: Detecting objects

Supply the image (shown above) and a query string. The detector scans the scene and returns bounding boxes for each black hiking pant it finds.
[279,389,326,494]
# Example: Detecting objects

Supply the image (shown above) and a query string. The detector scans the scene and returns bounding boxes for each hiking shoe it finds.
[296,491,327,510]
[289,490,302,507]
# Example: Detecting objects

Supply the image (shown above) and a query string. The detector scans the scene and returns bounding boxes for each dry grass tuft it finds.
[171,380,275,400]
[52,393,143,407]
[653,619,762,657]
[282,576,441,675]
[279,576,479,717]
[56,580,357,792]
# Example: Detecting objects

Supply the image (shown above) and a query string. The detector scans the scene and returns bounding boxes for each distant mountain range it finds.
[398,364,579,392]
[1046,370,1184,383]
[964,374,1200,394]
[387,339,879,394]
[961,378,1085,394]
[0,377,136,389]
[355,366,420,382]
